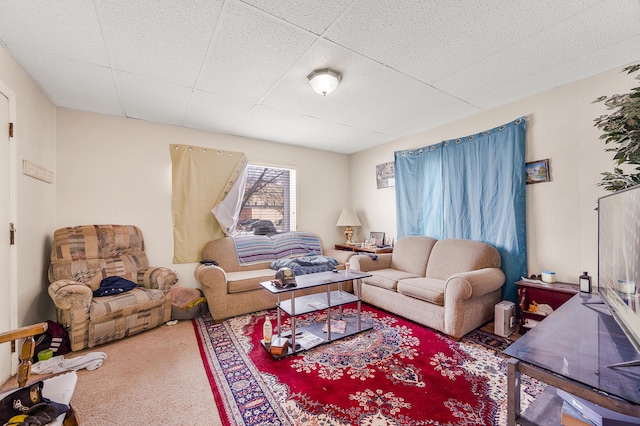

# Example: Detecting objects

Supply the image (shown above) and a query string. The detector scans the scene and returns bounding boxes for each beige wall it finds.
[55,109,351,287]
[350,64,637,284]
[0,45,57,326]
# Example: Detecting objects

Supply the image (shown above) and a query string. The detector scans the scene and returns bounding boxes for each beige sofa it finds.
[194,232,354,321]
[349,236,505,339]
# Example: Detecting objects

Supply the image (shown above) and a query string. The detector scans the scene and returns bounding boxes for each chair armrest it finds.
[0,322,49,388]
[348,253,392,272]
[137,267,178,291]
[0,323,47,344]
[48,280,93,311]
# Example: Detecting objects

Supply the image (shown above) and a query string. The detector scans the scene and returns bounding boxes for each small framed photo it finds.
[370,232,385,246]
[376,162,395,189]
[525,159,550,184]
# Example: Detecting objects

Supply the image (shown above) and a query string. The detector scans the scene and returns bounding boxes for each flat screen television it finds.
[598,184,640,363]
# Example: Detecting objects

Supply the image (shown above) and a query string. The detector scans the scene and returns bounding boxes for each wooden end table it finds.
[334,243,393,254]
[515,279,578,334]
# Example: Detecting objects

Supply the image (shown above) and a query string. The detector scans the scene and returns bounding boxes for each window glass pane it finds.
[237,164,296,235]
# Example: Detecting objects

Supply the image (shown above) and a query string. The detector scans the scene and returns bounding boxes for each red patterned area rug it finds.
[193,305,543,425]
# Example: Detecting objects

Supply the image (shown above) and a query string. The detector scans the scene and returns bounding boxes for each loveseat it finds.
[48,225,178,351]
[194,232,354,321]
[349,236,505,339]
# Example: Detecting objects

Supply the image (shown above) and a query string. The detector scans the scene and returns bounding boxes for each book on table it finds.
[295,331,325,350]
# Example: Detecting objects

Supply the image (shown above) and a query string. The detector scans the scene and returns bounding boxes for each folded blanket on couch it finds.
[270,255,338,276]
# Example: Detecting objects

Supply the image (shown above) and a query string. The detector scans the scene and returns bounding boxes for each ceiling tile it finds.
[262,41,480,135]
[99,0,223,86]
[432,0,640,104]
[182,90,255,134]
[115,72,193,126]
[236,105,391,153]
[0,0,108,66]
[6,45,121,116]
[241,0,353,35]
[388,0,605,83]
[468,34,640,110]
[196,1,316,101]
[324,0,476,74]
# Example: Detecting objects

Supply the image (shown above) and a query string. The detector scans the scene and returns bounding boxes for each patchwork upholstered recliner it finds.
[48,225,178,351]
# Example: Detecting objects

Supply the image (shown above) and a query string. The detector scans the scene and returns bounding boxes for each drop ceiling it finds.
[0,0,639,154]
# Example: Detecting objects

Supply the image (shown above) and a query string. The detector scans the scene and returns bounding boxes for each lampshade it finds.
[307,68,341,96]
[336,208,361,227]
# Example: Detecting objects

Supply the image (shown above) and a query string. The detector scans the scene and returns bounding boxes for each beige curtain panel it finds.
[170,144,247,263]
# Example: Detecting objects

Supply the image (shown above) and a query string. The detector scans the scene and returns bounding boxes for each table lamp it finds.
[336,208,361,244]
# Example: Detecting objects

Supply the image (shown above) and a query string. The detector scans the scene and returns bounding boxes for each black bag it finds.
[32,320,71,362]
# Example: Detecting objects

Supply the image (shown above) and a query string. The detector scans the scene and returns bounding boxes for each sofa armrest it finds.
[137,267,178,291]
[194,264,228,320]
[445,268,505,300]
[48,280,93,311]
[322,249,354,265]
[443,268,505,339]
[348,253,392,272]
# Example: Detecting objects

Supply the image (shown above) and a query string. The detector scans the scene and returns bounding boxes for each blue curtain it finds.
[395,117,527,303]
[395,144,443,239]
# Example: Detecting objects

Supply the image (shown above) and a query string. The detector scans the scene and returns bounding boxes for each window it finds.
[236,164,296,234]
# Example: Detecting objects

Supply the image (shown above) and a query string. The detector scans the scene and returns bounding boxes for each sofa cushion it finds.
[227,269,276,294]
[390,236,437,276]
[90,288,166,322]
[232,235,277,265]
[397,277,446,306]
[426,238,501,280]
[364,269,421,291]
[272,232,323,258]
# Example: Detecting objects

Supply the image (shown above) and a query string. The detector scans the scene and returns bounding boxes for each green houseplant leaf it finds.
[593,64,640,192]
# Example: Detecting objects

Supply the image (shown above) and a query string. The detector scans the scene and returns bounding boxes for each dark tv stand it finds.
[504,293,640,425]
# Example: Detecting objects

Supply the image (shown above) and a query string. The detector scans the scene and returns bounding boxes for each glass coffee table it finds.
[259,269,373,358]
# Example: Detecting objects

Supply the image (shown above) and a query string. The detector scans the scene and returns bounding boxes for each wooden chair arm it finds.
[0,322,47,344]
[0,322,48,387]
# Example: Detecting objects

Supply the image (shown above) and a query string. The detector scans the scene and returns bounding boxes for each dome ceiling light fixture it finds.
[306,68,341,96]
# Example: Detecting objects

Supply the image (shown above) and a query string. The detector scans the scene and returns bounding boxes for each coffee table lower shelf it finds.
[261,315,373,358]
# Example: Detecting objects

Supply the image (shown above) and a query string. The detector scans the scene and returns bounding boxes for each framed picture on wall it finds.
[525,159,551,184]
[376,162,395,189]
[370,232,385,246]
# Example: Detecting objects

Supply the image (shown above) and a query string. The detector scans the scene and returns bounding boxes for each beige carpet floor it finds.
[0,321,224,425]
[70,320,223,425]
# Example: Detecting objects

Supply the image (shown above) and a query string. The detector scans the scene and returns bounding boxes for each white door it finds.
[0,91,12,385]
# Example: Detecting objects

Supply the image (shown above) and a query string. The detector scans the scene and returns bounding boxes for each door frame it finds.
[0,78,19,375]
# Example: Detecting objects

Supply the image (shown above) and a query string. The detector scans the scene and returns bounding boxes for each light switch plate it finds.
[22,159,54,183]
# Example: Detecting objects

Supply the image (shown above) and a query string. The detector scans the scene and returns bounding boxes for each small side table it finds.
[515,280,578,334]
[334,244,393,254]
